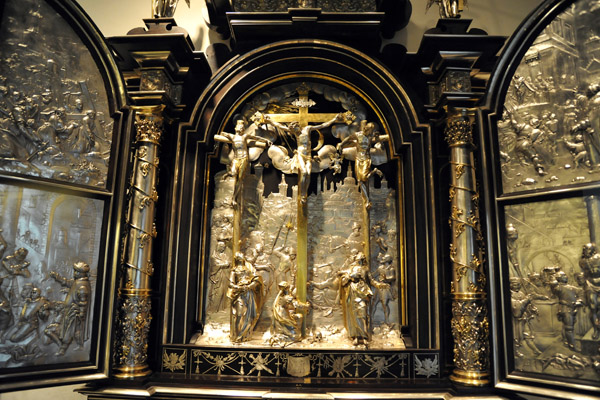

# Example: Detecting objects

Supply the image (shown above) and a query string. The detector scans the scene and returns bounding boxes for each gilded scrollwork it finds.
[444,110,474,147]
[231,0,376,12]
[114,107,164,377]
[186,347,411,378]
[446,109,489,385]
[451,300,489,373]
[114,293,152,369]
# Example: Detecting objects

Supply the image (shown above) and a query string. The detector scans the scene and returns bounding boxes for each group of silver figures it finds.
[508,223,600,379]
[501,0,600,381]
[200,84,402,349]
[0,0,113,187]
[0,0,107,367]
[497,0,600,193]
[0,233,91,365]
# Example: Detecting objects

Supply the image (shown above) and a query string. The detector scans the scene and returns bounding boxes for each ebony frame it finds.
[161,39,443,384]
[480,0,600,396]
[0,0,130,391]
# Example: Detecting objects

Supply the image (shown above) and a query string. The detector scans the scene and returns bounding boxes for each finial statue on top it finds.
[426,0,467,19]
[152,0,190,18]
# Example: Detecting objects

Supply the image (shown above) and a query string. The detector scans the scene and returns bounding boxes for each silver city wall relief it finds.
[497,0,600,193]
[0,184,102,367]
[194,82,404,350]
[0,0,113,188]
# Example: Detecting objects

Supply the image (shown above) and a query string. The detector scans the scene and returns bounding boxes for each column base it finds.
[113,363,152,379]
[450,369,490,386]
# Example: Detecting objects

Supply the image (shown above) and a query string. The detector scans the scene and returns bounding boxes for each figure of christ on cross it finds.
[258,112,350,204]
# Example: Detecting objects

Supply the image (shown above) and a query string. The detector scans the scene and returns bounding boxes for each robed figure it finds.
[338,252,383,345]
[227,252,264,342]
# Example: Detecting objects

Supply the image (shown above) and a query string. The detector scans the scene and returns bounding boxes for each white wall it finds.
[0,0,542,398]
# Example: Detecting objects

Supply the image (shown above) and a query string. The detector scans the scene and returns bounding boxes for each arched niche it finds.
[165,39,439,370]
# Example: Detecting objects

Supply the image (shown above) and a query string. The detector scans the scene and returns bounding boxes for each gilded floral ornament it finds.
[114,295,153,368]
[135,117,163,144]
[451,300,489,373]
[444,110,473,147]
[163,350,187,372]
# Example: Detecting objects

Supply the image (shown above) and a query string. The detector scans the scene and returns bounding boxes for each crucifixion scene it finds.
[196,82,404,349]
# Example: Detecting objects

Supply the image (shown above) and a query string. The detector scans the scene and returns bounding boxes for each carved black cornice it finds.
[108,19,211,118]
[204,0,411,48]
[416,19,506,115]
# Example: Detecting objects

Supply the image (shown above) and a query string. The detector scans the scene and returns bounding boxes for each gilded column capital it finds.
[132,105,165,144]
[444,109,474,148]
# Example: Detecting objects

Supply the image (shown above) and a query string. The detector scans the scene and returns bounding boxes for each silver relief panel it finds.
[196,82,404,350]
[0,184,102,367]
[0,0,113,188]
[498,0,600,193]
[505,197,600,382]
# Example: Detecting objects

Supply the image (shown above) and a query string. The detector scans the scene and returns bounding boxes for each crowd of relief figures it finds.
[0,0,113,188]
[506,196,600,381]
[497,0,600,193]
[0,185,100,367]
[195,82,404,349]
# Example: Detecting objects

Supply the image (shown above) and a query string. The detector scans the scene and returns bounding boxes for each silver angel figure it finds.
[426,0,466,18]
[337,119,388,210]
[227,252,264,342]
[152,0,190,18]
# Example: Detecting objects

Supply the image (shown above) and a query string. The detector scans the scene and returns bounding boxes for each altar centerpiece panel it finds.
[194,81,404,350]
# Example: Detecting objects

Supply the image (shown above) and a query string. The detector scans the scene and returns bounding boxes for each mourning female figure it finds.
[227,252,264,342]
[270,281,309,345]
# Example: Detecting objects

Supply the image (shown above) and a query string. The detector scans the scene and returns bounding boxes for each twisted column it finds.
[445,109,490,386]
[113,105,164,378]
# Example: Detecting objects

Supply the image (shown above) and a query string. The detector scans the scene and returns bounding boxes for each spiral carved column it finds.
[445,109,490,386]
[113,105,164,378]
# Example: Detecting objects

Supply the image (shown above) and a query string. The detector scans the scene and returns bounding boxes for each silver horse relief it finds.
[498,0,600,193]
[0,0,113,188]
[0,184,102,367]
[195,82,404,350]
